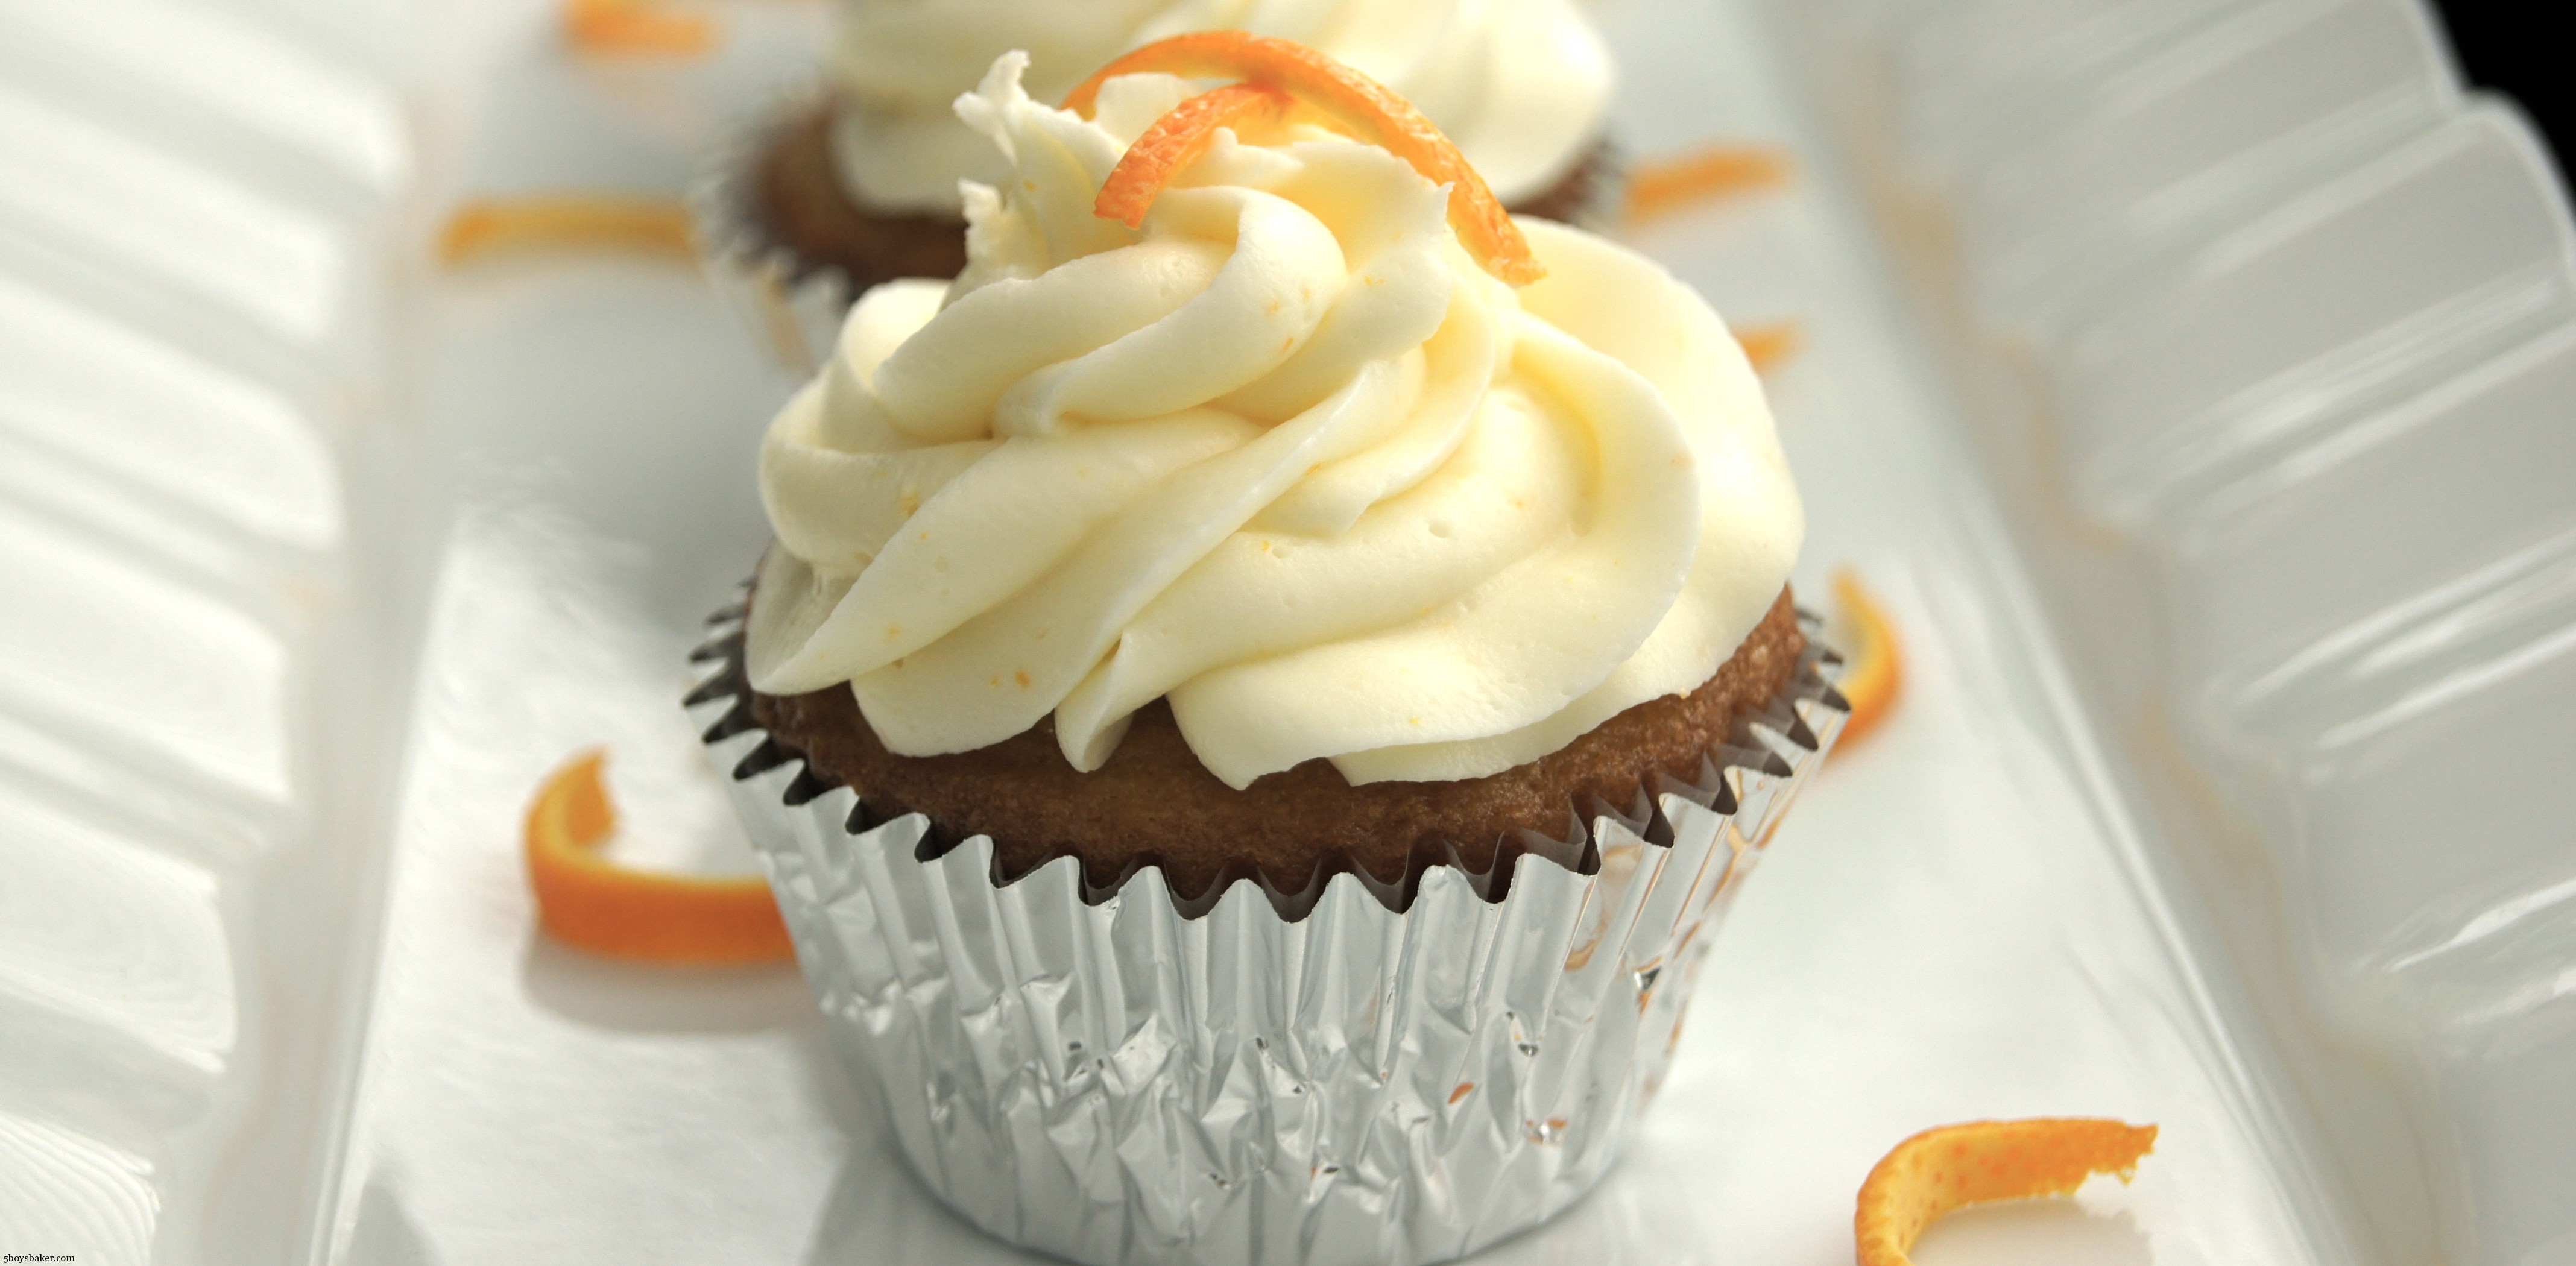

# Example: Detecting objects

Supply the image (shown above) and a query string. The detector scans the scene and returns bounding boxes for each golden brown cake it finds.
[743,589,1800,901]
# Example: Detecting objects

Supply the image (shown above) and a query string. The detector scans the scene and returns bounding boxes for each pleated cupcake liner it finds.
[689,596,1846,1266]
[690,85,868,376]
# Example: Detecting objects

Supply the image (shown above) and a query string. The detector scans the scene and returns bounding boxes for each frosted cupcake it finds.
[693,39,1842,1266]
[698,0,1615,368]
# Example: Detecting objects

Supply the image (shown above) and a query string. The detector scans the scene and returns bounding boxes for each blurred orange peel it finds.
[1856,1118,2159,1266]
[1065,33,1543,286]
[437,196,697,266]
[1624,144,1793,224]
[524,748,795,965]
[1829,567,1902,753]
[563,0,715,56]
[1738,320,1801,375]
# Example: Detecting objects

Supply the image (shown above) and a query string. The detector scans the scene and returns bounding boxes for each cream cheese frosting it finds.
[824,0,1611,213]
[750,54,1800,790]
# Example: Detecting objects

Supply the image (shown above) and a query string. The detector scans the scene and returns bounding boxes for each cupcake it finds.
[698,0,1617,370]
[693,41,1841,1266]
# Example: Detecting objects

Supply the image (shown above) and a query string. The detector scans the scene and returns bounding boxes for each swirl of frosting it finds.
[826,0,1611,213]
[750,54,1800,790]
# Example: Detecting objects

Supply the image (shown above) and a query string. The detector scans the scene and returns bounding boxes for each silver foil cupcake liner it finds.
[690,85,869,376]
[688,600,1846,1266]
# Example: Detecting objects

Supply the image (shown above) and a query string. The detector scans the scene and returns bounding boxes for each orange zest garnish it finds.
[1062,32,1542,286]
[524,749,795,965]
[1857,1118,2159,1266]
[1624,144,1792,224]
[1738,320,1801,374]
[563,0,715,57]
[1830,567,1902,753]
[437,196,696,266]
[1096,82,1293,229]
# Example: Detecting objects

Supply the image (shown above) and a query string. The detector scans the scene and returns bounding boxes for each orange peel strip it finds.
[1095,82,1293,229]
[1830,567,1902,753]
[437,196,696,266]
[1062,32,1542,286]
[524,749,795,965]
[1624,144,1792,224]
[563,0,715,56]
[1738,320,1801,375]
[1857,1118,2159,1266]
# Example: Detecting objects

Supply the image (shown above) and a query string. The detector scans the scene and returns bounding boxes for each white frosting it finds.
[750,55,1800,790]
[824,0,1611,213]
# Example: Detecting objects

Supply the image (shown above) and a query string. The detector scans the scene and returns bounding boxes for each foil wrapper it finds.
[689,602,1845,1266]
[690,86,867,376]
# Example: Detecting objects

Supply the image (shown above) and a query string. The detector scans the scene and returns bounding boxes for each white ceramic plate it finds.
[2,0,2568,1262]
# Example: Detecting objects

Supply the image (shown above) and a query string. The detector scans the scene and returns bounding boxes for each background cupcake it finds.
[698,0,1615,370]
[696,40,1841,1266]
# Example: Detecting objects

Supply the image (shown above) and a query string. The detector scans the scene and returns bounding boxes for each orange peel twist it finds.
[523,749,795,965]
[563,0,715,55]
[1095,82,1293,229]
[1625,144,1793,224]
[438,196,696,266]
[1856,1118,2159,1266]
[1062,32,1543,286]
[1737,320,1801,376]
[1829,567,1902,754]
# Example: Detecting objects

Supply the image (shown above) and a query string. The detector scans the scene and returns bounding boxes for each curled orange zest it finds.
[1062,32,1542,287]
[1857,1118,2158,1266]
[1095,82,1292,229]
[1830,567,1902,753]
[438,196,696,266]
[563,0,714,57]
[525,749,795,965]
[1625,144,1792,224]
[1738,320,1801,375]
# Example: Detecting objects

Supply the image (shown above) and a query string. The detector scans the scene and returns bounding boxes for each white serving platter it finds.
[2,0,2568,1263]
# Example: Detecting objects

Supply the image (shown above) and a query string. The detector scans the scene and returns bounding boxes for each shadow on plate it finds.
[343,1169,438,1266]
[1910,1200,2151,1266]
[795,1118,1726,1266]
[518,933,813,1035]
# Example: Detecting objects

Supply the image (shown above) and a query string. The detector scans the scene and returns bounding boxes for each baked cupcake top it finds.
[824,0,1611,214]
[748,49,1800,791]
